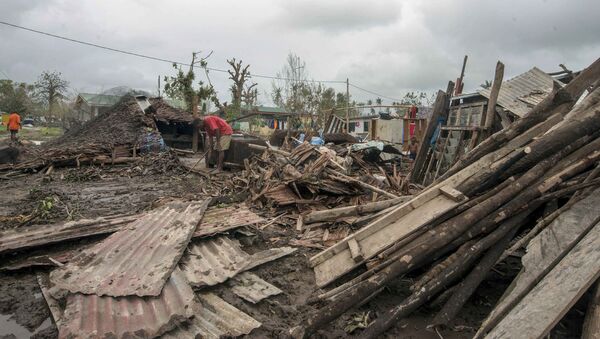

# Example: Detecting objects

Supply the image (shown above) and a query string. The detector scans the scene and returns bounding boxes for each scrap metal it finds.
[230,272,283,303]
[180,235,297,287]
[58,269,195,339]
[180,236,251,287]
[0,214,137,255]
[161,292,261,339]
[50,200,209,297]
[193,204,265,238]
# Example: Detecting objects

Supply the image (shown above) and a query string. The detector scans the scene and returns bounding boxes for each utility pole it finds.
[157,76,161,97]
[346,78,350,133]
[192,94,199,153]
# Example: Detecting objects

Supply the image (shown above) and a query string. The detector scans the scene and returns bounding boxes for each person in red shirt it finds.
[7,112,21,141]
[197,115,233,172]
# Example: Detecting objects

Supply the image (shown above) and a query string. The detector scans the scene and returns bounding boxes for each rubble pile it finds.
[0,95,181,175]
[296,57,600,338]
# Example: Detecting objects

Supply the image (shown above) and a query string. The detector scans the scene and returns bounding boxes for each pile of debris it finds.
[294,58,600,338]
[1,197,304,338]
[0,95,173,175]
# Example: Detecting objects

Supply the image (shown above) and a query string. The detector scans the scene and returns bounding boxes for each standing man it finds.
[196,115,233,172]
[7,112,21,142]
[408,136,419,161]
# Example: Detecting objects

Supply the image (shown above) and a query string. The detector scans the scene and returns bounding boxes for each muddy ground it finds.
[0,154,589,338]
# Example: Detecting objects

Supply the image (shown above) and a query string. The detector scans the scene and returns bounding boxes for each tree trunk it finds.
[357,211,528,339]
[431,219,521,326]
[303,196,412,224]
[483,61,505,132]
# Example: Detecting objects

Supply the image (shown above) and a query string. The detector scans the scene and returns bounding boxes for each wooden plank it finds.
[313,194,459,287]
[348,239,364,263]
[484,221,600,339]
[309,114,559,287]
[440,186,467,202]
[476,188,600,338]
[583,281,600,339]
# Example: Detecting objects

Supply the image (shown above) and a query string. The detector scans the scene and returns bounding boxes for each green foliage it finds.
[0,79,40,116]
[38,196,57,219]
[163,54,217,113]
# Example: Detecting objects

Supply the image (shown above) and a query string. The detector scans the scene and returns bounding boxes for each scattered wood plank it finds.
[484,221,600,339]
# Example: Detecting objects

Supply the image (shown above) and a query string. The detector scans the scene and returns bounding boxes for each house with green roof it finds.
[74,93,122,121]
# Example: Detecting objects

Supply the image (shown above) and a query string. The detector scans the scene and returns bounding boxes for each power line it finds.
[0,20,345,84]
[348,83,402,102]
[0,20,406,100]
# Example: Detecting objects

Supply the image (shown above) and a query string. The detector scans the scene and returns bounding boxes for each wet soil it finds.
[0,164,589,338]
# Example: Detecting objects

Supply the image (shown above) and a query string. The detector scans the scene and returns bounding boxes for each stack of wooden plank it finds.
[236,142,405,209]
[293,57,600,338]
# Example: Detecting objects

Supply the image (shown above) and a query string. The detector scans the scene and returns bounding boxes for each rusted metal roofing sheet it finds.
[180,236,251,287]
[230,272,282,303]
[58,269,195,339]
[180,236,297,287]
[478,67,557,117]
[0,214,137,255]
[50,200,209,297]
[161,292,261,339]
[193,204,265,238]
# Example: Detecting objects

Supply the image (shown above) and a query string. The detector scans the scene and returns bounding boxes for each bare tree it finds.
[34,71,68,120]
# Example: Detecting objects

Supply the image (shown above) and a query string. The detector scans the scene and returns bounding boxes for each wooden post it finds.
[410,81,455,184]
[192,94,199,153]
[346,78,350,133]
[483,61,505,133]
[456,55,468,96]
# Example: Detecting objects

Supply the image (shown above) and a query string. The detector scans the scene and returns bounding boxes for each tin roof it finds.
[180,236,297,287]
[161,292,261,339]
[0,214,137,255]
[58,269,195,339]
[180,236,251,287]
[50,200,209,297]
[478,67,558,117]
[229,272,282,303]
[194,204,265,237]
[78,93,122,107]
[148,97,194,124]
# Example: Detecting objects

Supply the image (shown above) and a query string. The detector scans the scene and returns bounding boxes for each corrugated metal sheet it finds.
[194,204,265,238]
[230,272,282,303]
[180,236,297,287]
[58,269,195,339]
[0,214,137,255]
[478,67,557,117]
[180,236,251,287]
[245,246,297,271]
[50,200,209,297]
[161,292,261,339]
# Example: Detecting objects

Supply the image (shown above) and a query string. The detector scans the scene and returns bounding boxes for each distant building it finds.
[74,93,121,121]
[74,92,188,121]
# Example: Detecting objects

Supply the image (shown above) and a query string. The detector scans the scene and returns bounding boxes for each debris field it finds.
[1,57,600,339]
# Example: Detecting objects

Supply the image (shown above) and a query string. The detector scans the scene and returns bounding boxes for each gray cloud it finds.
[0,0,599,106]
[274,0,401,32]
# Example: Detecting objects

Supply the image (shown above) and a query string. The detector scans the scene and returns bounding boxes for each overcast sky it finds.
[1,0,599,105]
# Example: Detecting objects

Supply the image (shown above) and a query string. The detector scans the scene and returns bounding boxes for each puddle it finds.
[0,314,32,338]
[0,315,52,338]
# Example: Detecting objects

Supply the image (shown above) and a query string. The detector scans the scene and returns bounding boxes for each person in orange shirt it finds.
[7,112,21,141]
